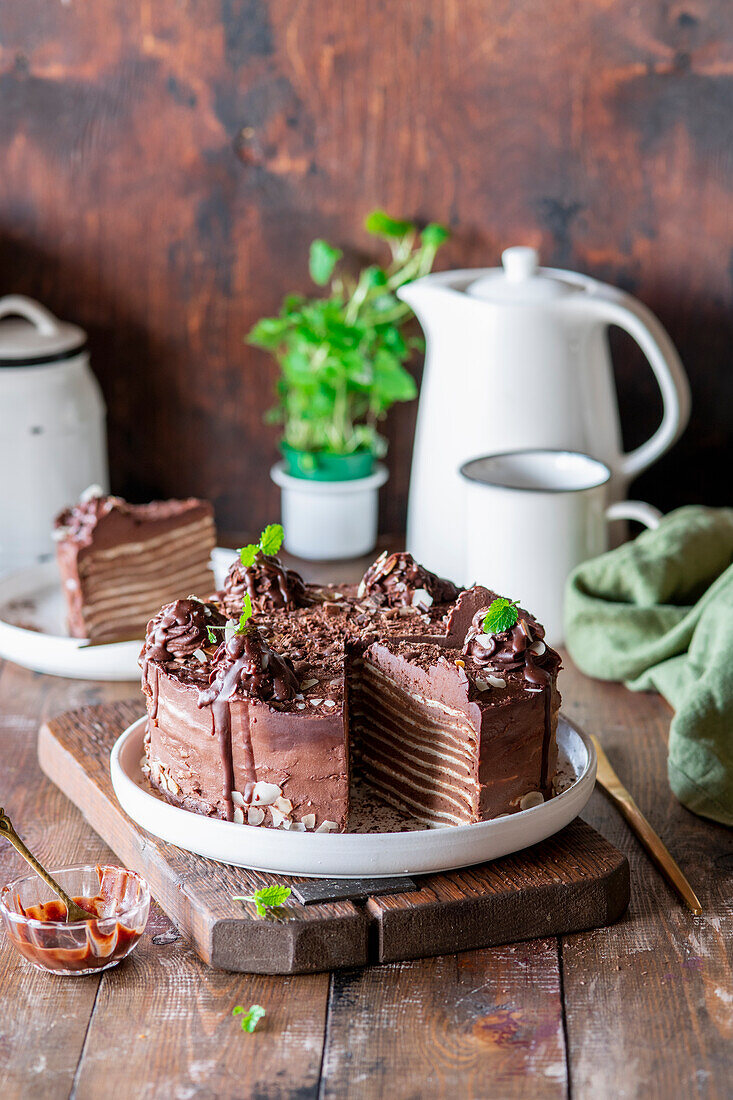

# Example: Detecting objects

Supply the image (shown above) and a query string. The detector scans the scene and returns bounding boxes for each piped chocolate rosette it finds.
[144,597,226,662]
[221,553,308,615]
[198,628,299,707]
[358,551,461,611]
[221,523,309,615]
[462,601,550,689]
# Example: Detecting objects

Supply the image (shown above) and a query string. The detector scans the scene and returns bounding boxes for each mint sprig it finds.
[238,593,253,633]
[233,884,292,918]
[238,524,285,567]
[204,594,253,644]
[482,598,520,635]
[233,1004,266,1033]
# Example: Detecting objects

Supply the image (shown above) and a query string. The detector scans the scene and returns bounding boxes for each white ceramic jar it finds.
[0,296,108,574]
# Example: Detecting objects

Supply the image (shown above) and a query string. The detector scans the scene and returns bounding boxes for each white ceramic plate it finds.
[0,547,237,680]
[110,714,596,877]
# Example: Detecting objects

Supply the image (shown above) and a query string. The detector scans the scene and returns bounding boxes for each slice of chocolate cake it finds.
[55,487,216,643]
[139,540,562,833]
[352,605,560,826]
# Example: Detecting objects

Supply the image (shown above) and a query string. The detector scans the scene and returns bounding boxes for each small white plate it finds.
[110,714,597,877]
[0,547,237,680]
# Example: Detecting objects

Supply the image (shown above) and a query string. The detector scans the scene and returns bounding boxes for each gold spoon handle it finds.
[0,810,91,922]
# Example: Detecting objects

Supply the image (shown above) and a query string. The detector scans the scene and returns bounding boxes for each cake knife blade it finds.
[590,734,702,916]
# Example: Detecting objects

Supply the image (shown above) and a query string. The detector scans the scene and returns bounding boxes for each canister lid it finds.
[0,296,86,366]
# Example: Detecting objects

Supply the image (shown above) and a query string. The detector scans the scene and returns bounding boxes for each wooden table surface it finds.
[1,551,732,1100]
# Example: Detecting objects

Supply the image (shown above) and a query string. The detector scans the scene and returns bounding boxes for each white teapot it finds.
[398,246,690,583]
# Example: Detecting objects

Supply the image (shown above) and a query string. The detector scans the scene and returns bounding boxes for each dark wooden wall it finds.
[1,0,731,537]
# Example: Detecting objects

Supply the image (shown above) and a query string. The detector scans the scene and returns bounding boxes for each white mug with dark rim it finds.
[459,449,661,646]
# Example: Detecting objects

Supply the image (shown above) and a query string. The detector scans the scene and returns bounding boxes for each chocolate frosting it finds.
[54,493,122,541]
[144,598,225,661]
[221,552,309,615]
[199,628,298,706]
[358,551,461,609]
[462,605,550,686]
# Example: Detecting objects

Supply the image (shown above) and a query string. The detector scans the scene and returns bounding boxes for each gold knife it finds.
[590,734,702,916]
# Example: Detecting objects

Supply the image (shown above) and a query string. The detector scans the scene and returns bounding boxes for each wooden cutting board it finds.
[38,701,630,974]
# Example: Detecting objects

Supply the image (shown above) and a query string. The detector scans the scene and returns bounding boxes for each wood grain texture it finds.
[0,0,731,536]
[320,943,568,1099]
[38,700,628,972]
[560,663,733,1100]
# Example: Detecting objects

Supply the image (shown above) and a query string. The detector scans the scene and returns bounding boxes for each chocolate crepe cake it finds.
[140,542,562,832]
[55,486,216,643]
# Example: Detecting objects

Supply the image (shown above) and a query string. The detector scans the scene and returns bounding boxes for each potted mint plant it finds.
[248,211,448,559]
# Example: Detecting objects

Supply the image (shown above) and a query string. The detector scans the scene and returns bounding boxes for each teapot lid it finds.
[0,296,86,366]
[466,246,576,303]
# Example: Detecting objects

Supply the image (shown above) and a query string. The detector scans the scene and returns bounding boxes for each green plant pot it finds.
[280,443,375,481]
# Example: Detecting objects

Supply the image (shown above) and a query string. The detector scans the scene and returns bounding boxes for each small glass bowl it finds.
[0,864,150,976]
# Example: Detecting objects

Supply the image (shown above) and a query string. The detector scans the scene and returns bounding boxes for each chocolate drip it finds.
[144,598,224,661]
[359,551,461,608]
[221,551,309,616]
[149,664,159,722]
[463,605,553,793]
[197,629,298,821]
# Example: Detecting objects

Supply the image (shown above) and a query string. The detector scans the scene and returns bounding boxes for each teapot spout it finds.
[397,269,487,332]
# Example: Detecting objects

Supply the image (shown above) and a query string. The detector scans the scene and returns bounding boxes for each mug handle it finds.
[605,499,662,530]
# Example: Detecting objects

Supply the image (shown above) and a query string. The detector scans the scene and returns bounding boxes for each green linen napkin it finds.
[565,505,733,826]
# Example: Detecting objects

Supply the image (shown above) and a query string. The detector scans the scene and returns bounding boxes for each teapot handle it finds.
[580,292,691,480]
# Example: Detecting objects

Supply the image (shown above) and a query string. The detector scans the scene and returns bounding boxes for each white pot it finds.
[270,462,388,561]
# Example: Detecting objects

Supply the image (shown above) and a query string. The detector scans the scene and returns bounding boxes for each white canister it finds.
[460,450,661,646]
[0,296,108,574]
[270,462,388,561]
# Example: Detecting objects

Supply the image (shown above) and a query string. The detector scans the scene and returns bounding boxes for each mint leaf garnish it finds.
[238,524,284,566]
[239,544,259,567]
[237,593,253,633]
[206,626,218,644]
[482,598,520,635]
[259,523,284,556]
[233,884,292,918]
[233,1004,266,1033]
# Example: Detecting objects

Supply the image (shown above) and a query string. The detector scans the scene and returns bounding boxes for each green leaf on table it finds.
[233,1004,266,1033]
[259,523,284,556]
[309,239,342,285]
[233,884,293,918]
[482,598,520,635]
